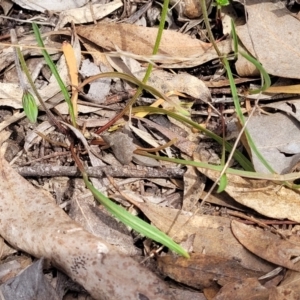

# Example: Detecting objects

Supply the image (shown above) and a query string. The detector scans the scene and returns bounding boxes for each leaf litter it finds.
[2,0,300,299]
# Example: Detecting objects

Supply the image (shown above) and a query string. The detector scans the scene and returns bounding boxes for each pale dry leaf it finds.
[132,153,161,167]
[231,220,300,271]
[79,59,111,103]
[246,113,300,174]
[170,289,206,300]
[263,99,300,123]
[197,167,300,222]
[24,121,55,152]
[76,23,231,68]
[135,69,211,103]
[0,35,61,74]
[11,0,88,12]
[76,23,209,57]
[82,42,114,72]
[129,124,161,149]
[236,0,300,79]
[0,155,174,299]
[0,83,24,109]
[0,112,25,133]
[56,0,123,29]
[55,102,102,115]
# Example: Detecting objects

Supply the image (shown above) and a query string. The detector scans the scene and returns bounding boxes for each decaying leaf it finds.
[263,99,300,124]
[79,59,111,104]
[131,200,273,272]
[214,277,270,300]
[246,113,300,174]
[11,0,87,12]
[102,132,137,165]
[197,167,300,222]
[236,0,300,79]
[231,220,300,271]
[269,269,300,299]
[135,69,211,103]
[56,0,123,29]
[76,23,231,68]
[157,254,265,289]
[0,258,60,300]
[0,155,174,299]
[182,166,205,212]
[138,117,197,157]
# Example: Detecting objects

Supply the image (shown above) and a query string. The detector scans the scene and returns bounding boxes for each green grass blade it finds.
[239,52,271,94]
[217,174,228,193]
[223,58,274,173]
[132,106,254,171]
[231,19,238,59]
[82,173,190,258]
[32,23,76,126]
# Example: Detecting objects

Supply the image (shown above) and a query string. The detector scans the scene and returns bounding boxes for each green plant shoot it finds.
[215,0,229,6]
[22,91,38,123]
[32,23,76,126]
[82,172,190,258]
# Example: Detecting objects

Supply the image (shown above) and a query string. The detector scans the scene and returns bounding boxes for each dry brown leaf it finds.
[182,166,205,212]
[76,23,231,67]
[135,69,211,103]
[203,77,257,88]
[0,155,174,299]
[269,269,300,299]
[157,254,265,289]
[236,0,300,79]
[231,220,300,271]
[131,201,273,272]
[197,167,300,222]
[214,277,270,300]
[235,43,260,77]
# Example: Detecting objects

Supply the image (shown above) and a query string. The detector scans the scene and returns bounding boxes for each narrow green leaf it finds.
[217,174,228,193]
[32,23,76,126]
[239,52,271,94]
[231,19,238,59]
[223,58,275,173]
[82,173,190,258]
